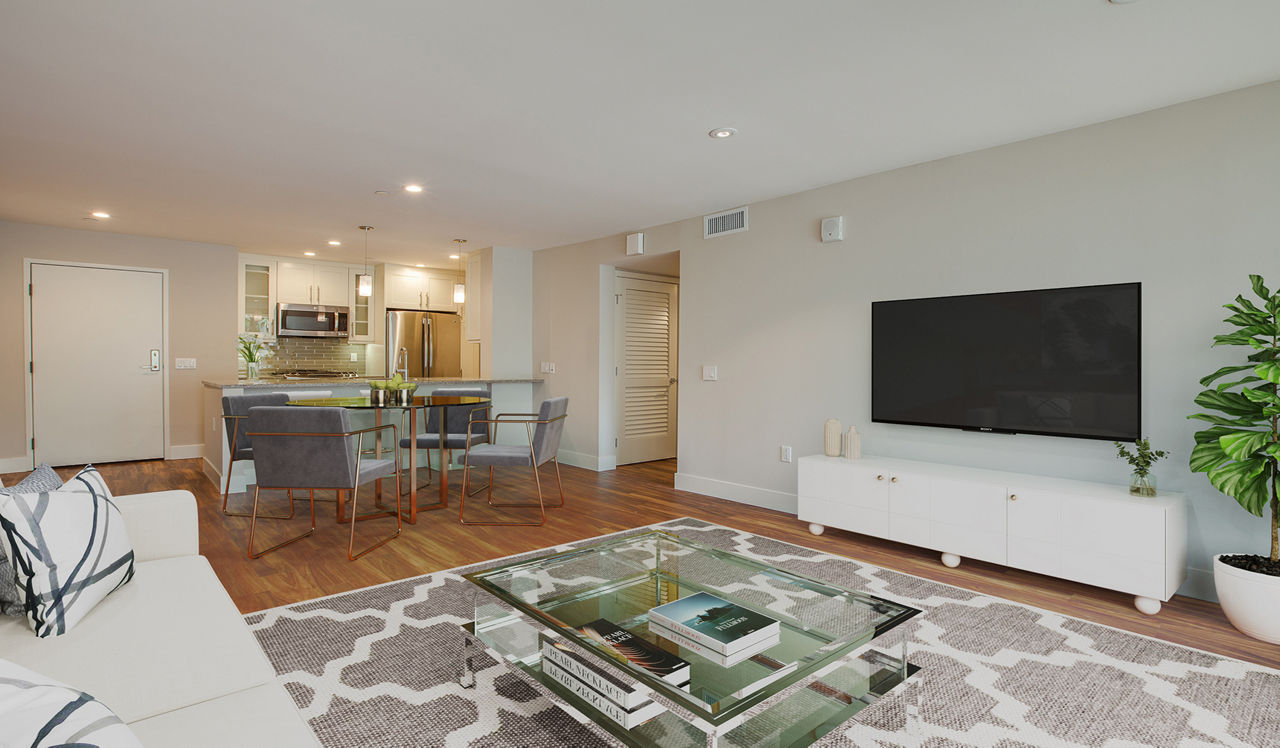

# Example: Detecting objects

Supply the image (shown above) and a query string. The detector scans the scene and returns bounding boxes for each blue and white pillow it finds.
[0,658,142,747]
[0,465,64,617]
[0,466,134,637]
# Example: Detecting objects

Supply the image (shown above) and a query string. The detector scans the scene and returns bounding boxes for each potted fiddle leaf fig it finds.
[1188,273,1280,644]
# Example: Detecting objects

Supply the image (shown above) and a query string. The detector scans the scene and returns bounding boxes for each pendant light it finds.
[452,239,467,304]
[356,225,374,297]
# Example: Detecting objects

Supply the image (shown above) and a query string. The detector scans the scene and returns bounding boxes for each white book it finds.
[648,621,779,667]
[542,659,667,729]
[540,637,653,710]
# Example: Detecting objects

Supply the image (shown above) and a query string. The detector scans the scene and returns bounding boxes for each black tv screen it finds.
[872,282,1140,441]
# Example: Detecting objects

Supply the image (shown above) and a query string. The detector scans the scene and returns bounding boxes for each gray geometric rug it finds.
[246,519,1280,748]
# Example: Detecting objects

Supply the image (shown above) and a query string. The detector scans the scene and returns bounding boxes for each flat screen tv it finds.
[872,282,1140,441]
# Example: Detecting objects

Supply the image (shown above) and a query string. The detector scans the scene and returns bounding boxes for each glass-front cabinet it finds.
[238,255,277,337]
[348,267,373,342]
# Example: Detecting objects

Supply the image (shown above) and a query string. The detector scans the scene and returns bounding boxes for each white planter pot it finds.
[1214,554,1280,644]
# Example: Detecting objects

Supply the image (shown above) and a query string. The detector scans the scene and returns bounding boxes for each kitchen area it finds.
[201,245,540,494]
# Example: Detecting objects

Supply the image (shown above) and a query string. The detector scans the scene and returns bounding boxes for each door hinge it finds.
[28,361,33,373]
[28,282,33,296]
[31,437,35,449]
[615,294,620,304]
[615,366,619,376]
[615,438,618,447]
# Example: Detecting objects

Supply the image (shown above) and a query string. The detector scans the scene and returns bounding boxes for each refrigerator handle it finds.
[427,316,435,369]
[423,317,431,373]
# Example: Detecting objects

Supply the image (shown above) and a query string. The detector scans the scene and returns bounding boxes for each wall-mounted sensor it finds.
[821,216,844,243]
[626,232,645,255]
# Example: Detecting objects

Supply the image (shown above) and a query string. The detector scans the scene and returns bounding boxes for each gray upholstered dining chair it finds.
[220,392,290,516]
[246,406,401,560]
[398,387,491,484]
[459,396,568,526]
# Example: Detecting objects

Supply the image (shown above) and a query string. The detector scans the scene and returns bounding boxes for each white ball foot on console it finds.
[1134,596,1161,615]
[808,523,825,536]
[940,552,961,568]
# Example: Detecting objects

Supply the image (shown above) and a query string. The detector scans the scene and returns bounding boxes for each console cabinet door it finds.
[1007,488,1065,577]
[798,460,889,538]
[930,478,1007,565]
[887,472,932,548]
[1058,497,1166,598]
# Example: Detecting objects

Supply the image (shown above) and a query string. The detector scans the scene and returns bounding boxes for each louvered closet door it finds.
[615,275,679,465]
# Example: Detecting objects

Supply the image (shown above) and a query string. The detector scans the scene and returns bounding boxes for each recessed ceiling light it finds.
[374,190,390,196]
[708,127,737,139]
[449,254,460,260]
[328,240,341,246]
[404,184,423,193]
[91,211,111,219]
[304,251,316,256]
[415,263,425,268]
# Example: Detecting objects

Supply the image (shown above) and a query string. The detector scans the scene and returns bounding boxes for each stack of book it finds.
[540,620,691,730]
[647,591,781,666]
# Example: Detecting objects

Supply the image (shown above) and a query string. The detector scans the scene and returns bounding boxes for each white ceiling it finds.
[2,1,1279,268]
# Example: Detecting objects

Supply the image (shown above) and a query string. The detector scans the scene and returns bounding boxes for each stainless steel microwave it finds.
[277,303,350,338]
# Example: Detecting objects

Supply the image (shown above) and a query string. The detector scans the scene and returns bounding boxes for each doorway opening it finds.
[612,252,679,468]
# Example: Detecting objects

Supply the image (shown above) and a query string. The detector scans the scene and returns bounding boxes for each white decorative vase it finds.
[844,426,861,460]
[1214,554,1280,644]
[823,419,842,457]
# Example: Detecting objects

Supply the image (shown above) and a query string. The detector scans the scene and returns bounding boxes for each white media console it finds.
[797,455,1187,614]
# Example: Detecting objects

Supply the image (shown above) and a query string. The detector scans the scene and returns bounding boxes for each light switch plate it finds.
[701,365,718,381]
[175,357,197,370]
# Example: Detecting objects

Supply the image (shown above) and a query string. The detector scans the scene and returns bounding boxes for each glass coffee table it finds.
[460,530,920,747]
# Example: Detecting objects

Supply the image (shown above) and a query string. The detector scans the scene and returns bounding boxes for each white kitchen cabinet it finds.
[797,455,1187,614]
[278,260,348,305]
[465,254,483,341]
[384,264,460,312]
[237,255,276,337]
[347,268,373,342]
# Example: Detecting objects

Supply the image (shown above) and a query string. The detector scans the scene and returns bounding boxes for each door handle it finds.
[149,349,161,371]
[669,377,678,385]
[427,317,434,369]
[890,476,898,483]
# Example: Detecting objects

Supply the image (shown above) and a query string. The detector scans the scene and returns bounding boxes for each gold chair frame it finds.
[245,423,402,560]
[458,411,566,526]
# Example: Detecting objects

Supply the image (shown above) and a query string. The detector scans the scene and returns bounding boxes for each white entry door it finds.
[30,263,165,466]
[615,274,678,465]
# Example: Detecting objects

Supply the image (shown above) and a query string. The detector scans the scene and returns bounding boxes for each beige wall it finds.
[532,80,1280,599]
[0,220,238,467]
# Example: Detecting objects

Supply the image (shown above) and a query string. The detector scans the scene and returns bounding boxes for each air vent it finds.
[704,207,748,238]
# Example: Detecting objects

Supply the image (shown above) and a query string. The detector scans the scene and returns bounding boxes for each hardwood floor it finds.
[6,458,1279,669]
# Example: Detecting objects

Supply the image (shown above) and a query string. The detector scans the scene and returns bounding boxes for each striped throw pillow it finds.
[0,659,142,747]
[0,466,135,637]
[0,464,64,617]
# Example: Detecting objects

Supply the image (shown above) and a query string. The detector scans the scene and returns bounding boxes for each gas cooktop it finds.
[273,368,362,380]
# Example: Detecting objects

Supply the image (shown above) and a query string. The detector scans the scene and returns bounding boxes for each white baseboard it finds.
[166,444,203,460]
[674,472,797,514]
[202,457,223,488]
[1182,566,1217,603]
[0,455,34,473]
[557,450,615,472]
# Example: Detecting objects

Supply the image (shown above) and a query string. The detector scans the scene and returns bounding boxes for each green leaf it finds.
[1188,412,1261,427]
[1199,364,1256,387]
[1234,294,1268,316]
[1194,389,1264,416]
[1242,385,1280,404]
[1217,376,1263,392]
[1219,430,1274,461]
[1213,331,1263,347]
[1193,426,1235,444]
[1248,349,1278,363]
[1207,458,1270,516]
[1224,312,1270,328]
[1190,440,1229,473]
[1251,274,1271,302]
[1255,362,1280,385]
[1267,443,1280,460]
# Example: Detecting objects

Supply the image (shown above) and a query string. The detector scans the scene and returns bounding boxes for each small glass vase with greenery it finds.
[1114,437,1168,497]
[237,315,275,379]
[1189,274,1280,577]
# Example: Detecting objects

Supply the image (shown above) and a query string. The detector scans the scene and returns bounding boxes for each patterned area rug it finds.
[246,519,1280,748]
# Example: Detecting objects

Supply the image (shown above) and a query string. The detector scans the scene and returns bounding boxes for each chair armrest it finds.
[113,490,199,562]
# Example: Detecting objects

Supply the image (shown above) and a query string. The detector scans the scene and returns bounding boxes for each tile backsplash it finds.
[256,337,367,373]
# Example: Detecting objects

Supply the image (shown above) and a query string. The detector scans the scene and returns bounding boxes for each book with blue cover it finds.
[647,591,780,655]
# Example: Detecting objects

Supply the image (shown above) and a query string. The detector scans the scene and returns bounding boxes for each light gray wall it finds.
[531,80,1280,600]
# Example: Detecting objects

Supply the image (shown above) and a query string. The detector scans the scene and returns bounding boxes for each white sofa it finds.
[0,490,318,747]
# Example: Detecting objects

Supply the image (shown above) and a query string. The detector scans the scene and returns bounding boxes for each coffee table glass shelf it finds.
[462,530,920,748]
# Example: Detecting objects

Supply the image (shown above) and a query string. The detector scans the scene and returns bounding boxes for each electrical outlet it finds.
[349,352,358,362]
[548,362,556,373]
[779,445,793,463]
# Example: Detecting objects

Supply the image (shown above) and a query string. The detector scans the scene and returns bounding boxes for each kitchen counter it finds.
[202,376,543,389]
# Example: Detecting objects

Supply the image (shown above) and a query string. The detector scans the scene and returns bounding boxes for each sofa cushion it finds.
[129,681,319,747]
[0,465,134,636]
[0,464,64,618]
[0,555,275,723]
[0,657,143,747]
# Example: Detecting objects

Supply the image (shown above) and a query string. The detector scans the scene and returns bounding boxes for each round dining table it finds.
[286,394,491,523]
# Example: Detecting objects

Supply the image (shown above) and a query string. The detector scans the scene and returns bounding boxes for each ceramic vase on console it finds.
[823,419,842,457]
[844,425,861,460]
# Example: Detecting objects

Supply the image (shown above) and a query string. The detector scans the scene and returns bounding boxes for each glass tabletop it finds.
[286,395,490,409]
[464,530,919,728]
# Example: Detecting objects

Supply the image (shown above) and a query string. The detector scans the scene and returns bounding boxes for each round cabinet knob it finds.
[1009,494,1018,501]
[876,474,884,481]
[890,476,899,483]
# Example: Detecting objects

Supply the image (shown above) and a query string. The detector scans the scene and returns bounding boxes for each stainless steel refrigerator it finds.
[386,310,462,378]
